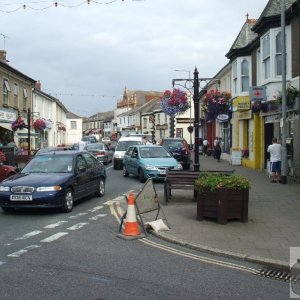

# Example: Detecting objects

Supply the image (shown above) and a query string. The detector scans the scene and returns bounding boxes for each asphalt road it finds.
[0,164,290,299]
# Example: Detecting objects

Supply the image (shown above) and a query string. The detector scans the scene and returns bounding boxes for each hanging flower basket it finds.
[202,89,231,121]
[251,102,260,114]
[33,118,46,132]
[160,88,189,116]
[11,117,27,131]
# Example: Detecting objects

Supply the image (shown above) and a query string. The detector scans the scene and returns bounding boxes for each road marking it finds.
[89,214,106,221]
[69,212,88,219]
[44,221,68,229]
[15,230,43,240]
[0,261,6,266]
[140,239,258,274]
[67,223,89,230]
[104,200,121,224]
[40,232,68,243]
[88,206,104,212]
[7,245,40,258]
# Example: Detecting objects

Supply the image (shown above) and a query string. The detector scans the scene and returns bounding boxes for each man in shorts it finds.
[267,137,282,183]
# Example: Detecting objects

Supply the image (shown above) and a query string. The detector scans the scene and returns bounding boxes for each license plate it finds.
[159,170,166,174]
[10,195,33,201]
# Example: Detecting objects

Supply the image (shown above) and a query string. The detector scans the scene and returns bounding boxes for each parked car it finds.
[35,146,71,155]
[81,136,98,144]
[0,150,106,213]
[86,142,113,165]
[160,138,191,170]
[123,144,182,183]
[113,136,143,169]
[0,161,18,182]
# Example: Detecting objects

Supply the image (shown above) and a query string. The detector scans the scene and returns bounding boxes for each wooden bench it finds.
[164,169,235,203]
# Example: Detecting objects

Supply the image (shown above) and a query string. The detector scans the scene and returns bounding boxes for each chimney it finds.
[0,50,7,62]
[35,80,41,91]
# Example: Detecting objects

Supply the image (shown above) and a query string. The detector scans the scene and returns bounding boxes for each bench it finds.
[164,169,235,203]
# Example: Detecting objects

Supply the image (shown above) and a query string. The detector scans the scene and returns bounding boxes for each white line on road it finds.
[7,245,41,258]
[0,261,6,266]
[68,212,88,219]
[40,232,68,243]
[89,214,107,221]
[88,206,104,212]
[67,223,89,230]
[44,221,68,229]
[15,230,43,240]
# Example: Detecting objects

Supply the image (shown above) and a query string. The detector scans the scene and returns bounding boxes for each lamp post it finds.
[173,67,214,171]
[175,69,193,148]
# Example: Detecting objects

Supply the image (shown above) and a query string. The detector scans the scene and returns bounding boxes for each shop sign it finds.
[0,109,17,122]
[217,114,229,122]
[232,96,250,111]
[236,110,252,120]
[249,86,266,102]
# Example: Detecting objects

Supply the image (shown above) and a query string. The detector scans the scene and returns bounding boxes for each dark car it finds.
[160,138,191,170]
[86,142,113,165]
[0,150,106,213]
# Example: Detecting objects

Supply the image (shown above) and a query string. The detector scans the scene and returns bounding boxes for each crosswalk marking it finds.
[7,245,40,258]
[69,212,88,219]
[44,221,68,229]
[88,206,104,212]
[67,223,89,230]
[89,214,107,221]
[40,232,68,243]
[15,231,43,240]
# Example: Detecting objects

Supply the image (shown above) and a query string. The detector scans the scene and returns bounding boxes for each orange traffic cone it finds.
[118,192,145,240]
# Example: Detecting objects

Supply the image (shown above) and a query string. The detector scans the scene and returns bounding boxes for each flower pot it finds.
[197,188,249,224]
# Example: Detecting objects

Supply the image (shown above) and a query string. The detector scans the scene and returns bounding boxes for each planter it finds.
[197,188,249,224]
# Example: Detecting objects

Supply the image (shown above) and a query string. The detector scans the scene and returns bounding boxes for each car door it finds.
[104,144,113,162]
[82,152,100,193]
[130,147,140,176]
[74,154,90,199]
[123,146,133,173]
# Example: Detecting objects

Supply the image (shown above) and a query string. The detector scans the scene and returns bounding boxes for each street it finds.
[0,164,290,299]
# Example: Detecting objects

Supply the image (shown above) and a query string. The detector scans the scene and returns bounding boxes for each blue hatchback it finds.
[0,150,106,213]
[122,144,182,182]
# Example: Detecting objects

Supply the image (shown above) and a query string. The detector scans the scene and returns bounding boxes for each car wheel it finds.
[138,168,146,183]
[96,177,105,197]
[1,207,14,213]
[61,188,74,213]
[123,165,129,177]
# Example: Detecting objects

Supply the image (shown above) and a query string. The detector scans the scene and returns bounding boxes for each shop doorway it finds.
[264,123,273,168]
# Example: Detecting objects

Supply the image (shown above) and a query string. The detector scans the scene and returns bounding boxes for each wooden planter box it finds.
[196,188,249,225]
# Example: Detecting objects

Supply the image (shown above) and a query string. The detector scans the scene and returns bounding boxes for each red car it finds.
[0,162,18,182]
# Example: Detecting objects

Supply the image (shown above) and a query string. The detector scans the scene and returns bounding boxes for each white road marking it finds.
[7,245,40,258]
[15,230,43,240]
[40,232,68,243]
[0,261,7,266]
[88,206,104,212]
[67,223,89,230]
[44,221,68,229]
[89,214,107,221]
[68,212,88,219]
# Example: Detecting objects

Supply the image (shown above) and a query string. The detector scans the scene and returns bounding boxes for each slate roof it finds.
[66,112,81,119]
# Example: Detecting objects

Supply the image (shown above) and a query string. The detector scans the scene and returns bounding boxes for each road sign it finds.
[249,86,266,102]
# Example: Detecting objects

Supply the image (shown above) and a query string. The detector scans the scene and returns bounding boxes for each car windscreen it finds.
[22,155,74,173]
[86,144,104,151]
[116,141,142,151]
[140,147,172,158]
[163,140,184,149]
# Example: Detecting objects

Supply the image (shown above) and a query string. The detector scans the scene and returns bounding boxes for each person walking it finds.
[214,140,222,162]
[267,137,282,183]
[213,137,219,159]
[203,138,209,157]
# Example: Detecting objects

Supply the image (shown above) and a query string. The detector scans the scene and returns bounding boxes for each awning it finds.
[0,122,12,131]
[16,128,39,137]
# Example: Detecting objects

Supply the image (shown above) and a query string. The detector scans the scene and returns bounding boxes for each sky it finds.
[0,0,268,117]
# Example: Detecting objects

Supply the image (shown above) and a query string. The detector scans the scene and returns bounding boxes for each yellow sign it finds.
[237,110,252,120]
[232,96,250,111]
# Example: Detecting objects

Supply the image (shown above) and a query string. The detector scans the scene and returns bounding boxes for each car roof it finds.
[132,144,162,148]
[36,150,86,156]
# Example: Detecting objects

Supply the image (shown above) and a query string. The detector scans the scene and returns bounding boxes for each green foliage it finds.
[274,84,299,106]
[195,172,251,192]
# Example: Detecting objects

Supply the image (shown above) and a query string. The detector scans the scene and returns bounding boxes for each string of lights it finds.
[0,0,145,13]
[46,92,121,98]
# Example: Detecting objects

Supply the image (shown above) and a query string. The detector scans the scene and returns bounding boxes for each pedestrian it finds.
[213,137,219,159]
[267,137,282,183]
[214,140,222,162]
[203,138,209,157]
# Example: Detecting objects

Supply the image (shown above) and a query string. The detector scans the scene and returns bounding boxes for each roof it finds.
[66,112,82,119]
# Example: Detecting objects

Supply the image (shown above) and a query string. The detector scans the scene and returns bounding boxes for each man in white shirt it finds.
[267,137,282,183]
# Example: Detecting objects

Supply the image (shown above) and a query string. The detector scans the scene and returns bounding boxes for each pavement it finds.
[150,153,300,271]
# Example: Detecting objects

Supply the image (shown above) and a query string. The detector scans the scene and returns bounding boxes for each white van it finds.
[113,136,143,169]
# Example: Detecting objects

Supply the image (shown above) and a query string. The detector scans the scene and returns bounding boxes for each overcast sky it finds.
[1,0,267,117]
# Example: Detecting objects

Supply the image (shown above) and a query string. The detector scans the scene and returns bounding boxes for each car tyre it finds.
[113,161,118,170]
[61,188,74,213]
[123,165,129,177]
[96,177,105,197]
[138,168,146,183]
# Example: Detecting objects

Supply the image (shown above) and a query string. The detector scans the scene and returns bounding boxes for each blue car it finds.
[0,150,106,213]
[123,144,182,182]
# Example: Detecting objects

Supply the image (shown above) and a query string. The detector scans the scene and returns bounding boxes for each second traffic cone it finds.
[123,192,140,236]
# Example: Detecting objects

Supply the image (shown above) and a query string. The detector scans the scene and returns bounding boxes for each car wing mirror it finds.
[78,166,86,173]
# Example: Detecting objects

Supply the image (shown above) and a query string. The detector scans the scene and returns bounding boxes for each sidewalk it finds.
[153,153,300,270]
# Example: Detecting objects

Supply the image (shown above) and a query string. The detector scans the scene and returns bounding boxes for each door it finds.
[264,123,274,168]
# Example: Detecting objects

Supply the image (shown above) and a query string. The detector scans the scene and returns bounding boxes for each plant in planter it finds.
[11,116,27,131]
[33,118,46,132]
[241,148,249,158]
[195,172,251,224]
[160,88,189,116]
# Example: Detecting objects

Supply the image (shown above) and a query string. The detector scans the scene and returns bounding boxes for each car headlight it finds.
[0,186,10,192]
[175,163,183,170]
[145,165,158,171]
[36,186,62,192]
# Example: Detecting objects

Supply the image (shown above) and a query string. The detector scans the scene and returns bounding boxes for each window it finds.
[256,49,261,85]
[3,79,10,105]
[13,83,18,107]
[23,88,28,110]
[157,114,161,125]
[262,34,270,79]
[232,60,237,95]
[143,118,147,129]
[71,121,77,129]
[241,59,249,92]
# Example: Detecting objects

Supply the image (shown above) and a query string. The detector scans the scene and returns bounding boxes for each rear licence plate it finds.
[10,195,33,201]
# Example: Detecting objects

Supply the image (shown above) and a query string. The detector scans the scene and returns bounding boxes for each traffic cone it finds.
[118,192,145,240]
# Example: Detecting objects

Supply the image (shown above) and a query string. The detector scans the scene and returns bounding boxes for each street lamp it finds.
[173,67,215,171]
[175,69,193,148]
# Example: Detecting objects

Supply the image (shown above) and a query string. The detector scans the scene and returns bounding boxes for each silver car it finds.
[86,143,113,165]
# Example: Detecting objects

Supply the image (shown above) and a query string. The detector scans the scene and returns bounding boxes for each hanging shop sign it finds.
[217,114,229,122]
[232,96,250,111]
[249,86,266,102]
[0,108,17,122]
